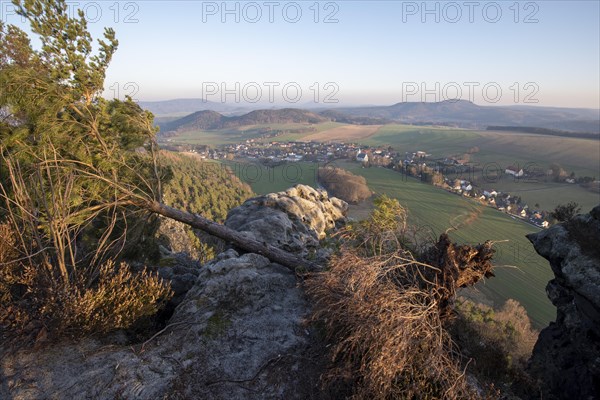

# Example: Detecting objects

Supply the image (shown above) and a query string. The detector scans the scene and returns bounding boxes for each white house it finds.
[505,166,524,177]
[356,152,369,163]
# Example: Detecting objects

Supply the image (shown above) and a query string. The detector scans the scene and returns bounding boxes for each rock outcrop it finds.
[527,205,600,399]
[225,185,347,256]
[0,185,347,399]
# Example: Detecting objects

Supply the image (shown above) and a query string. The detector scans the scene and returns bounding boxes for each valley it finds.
[156,106,599,329]
[160,116,599,213]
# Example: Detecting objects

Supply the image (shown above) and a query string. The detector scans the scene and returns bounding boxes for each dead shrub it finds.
[48,261,172,336]
[0,256,172,340]
[420,234,496,318]
[0,222,21,303]
[306,195,499,398]
[306,250,481,399]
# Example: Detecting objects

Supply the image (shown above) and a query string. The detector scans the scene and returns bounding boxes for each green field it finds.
[221,158,555,328]
[489,181,599,213]
[259,121,344,142]
[163,122,343,146]
[220,160,320,194]
[336,161,554,329]
[365,125,599,213]
[364,125,600,179]
[165,128,262,146]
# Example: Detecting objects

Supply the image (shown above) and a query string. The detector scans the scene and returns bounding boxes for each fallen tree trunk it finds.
[145,201,322,272]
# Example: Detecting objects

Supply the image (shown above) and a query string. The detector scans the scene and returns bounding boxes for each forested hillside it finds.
[161,152,253,221]
[156,153,254,263]
[160,108,328,135]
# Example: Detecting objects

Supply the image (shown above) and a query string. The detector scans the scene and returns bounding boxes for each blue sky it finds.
[2,1,599,108]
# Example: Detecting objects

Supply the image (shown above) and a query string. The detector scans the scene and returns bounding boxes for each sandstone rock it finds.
[0,250,324,400]
[139,252,201,308]
[527,205,600,399]
[0,186,335,399]
[225,184,347,256]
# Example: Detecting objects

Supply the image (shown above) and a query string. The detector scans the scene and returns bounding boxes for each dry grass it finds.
[0,222,20,303]
[60,261,171,334]
[306,249,487,399]
[0,248,172,340]
[305,195,498,398]
[301,125,382,142]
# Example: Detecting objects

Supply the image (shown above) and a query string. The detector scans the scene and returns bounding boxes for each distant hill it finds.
[320,100,600,134]
[160,108,329,135]
[234,109,328,126]
[318,110,390,125]
[161,110,226,132]
[150,99,599,135]
[139,98,246,116]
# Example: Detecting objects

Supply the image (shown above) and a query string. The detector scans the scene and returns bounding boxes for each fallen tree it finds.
[0,149,322,274]
[145,200,321,272]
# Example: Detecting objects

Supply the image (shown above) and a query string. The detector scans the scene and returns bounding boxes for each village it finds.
[165,139,555,228]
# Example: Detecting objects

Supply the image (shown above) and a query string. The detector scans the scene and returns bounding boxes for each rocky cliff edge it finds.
[0,185,347,400]
[526,205,600,399]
